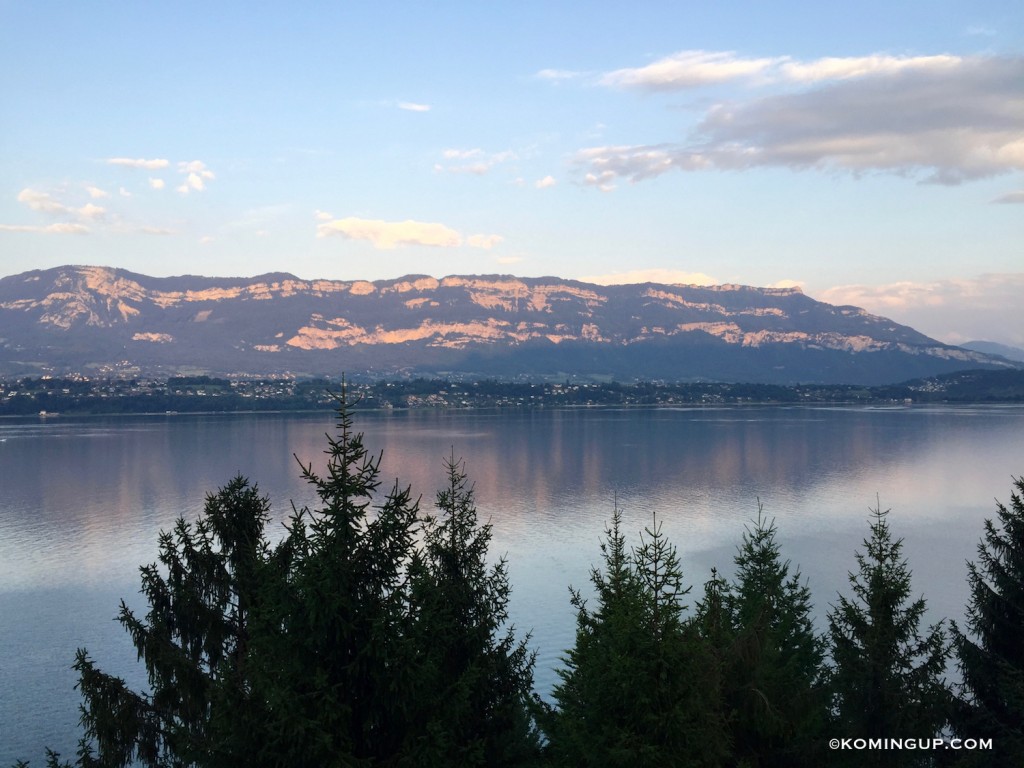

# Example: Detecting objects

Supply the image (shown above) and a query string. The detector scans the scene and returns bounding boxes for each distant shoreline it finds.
[2,370,1023,416]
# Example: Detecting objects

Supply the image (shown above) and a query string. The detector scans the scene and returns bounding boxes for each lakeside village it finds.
[3,368,1024,416]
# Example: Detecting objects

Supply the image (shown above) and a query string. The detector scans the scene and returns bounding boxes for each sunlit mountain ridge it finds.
[0,265,1015,384]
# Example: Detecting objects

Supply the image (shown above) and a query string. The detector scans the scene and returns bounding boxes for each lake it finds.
[2,404,1023,764]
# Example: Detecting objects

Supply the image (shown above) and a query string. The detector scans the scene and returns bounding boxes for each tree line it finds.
[4,368,1024,417]
[16,392,1024,767]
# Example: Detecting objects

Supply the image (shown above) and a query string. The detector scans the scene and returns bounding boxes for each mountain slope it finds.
[963,341,1024,363]
[0,265,1013,384]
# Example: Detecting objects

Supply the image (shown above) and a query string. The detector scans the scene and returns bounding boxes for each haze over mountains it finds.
[963,340,1024,364]
[0,265,1015,385]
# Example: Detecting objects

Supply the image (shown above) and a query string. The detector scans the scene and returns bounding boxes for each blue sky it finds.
[2,1,1022,345]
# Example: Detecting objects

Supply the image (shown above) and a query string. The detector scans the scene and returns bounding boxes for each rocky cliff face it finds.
[0,265,1012,384]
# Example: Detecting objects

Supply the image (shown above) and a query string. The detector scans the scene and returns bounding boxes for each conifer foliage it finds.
[21,392,1023,768]
[255,391,424,764]
[407,453,539,766]
[70,476,273,767]
[952,476,1024,766]
[543,508,725,768]
[827,503,951,767]
[32,390,538,767]
[698,508,826,768]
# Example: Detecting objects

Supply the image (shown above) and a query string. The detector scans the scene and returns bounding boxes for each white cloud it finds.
[17,188,69,215]
[601,50,779,90]
[119,187,132,197]
[0,222,89,234]
[575,56,1024,186]
[581,268,719,286]
[537,68,584,81]
[176,161,215,194]
[104,157,214,194]
[453,162,492,175]
[314,209,334,221]
[466,234,503,249]
[583,169,618,192]
[778,54,961,82]
[398,101,431,112]
[443,148,484,160]
[86,186,109,199]
[993,190,1024,204]
[437,148,516,175]
[49,222,90,234]
[179,160,214,176]
[769,279,806,290]
[317,217,464,249]
[140,226,175,235]
[16,188,104,221]
[77,203,106,220]
[107,157,169,170]
[818,273,1024,346]
[496,255,524,265]
[535,175,557,189]
[598,50,965,91]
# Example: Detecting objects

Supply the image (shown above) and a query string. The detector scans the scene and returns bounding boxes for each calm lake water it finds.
[2,404,1023,763]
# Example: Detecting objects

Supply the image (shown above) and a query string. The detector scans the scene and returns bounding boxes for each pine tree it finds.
[827,502,951,767]
[68,476,274,768]
[952,476,1024,766]
[544,507,725,768]
[24,389,545,767]
[705,507,827,768]
[255,388,422,765]
[405,453,539,766]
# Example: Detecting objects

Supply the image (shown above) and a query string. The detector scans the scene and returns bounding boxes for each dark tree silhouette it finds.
[827,502,951,767]
[952,477,1024,766]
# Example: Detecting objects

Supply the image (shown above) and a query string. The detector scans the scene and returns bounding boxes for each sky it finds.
[1,1,1022,345]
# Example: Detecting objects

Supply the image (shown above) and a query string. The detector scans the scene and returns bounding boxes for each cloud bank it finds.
[317,216,502,250]
[435,148,516,175]
[11,188,105,232]
[993,190,1024,204]
[106,157,169,170]
[599,50,964,90]
[581,268,720,286]
[601,50,780,89]
[572,54,1024,186]
[819,273,1024,346]
[0,222,89,235]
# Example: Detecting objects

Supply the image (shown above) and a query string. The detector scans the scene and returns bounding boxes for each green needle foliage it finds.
[254,390,423,764]
[698,507,827,768]
[827,502,951,767]
[406,452,539,766]
[62,476,273,768]
[952,476,1024,766]
[544,507,726,768]
[25,390,539,767]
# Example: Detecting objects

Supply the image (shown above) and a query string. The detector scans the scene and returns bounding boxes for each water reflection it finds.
[1,406,1022,764]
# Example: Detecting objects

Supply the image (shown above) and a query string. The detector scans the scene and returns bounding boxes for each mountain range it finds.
[0,265,1015,385]
[962,340,1024,364]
